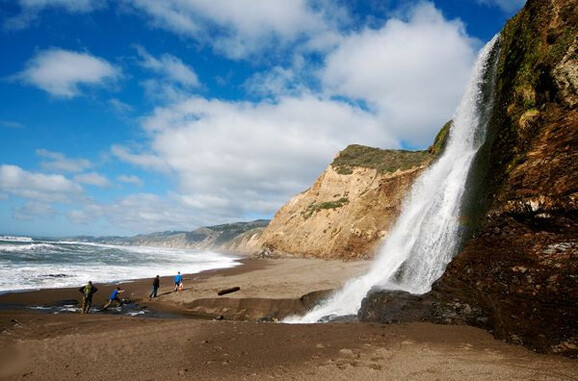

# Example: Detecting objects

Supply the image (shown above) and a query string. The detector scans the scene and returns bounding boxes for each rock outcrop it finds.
[253,142,447,260]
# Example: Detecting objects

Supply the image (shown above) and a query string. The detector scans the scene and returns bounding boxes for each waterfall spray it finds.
[287,35,501,323]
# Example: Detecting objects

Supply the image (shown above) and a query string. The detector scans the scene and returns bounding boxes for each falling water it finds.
[287,35,501,323]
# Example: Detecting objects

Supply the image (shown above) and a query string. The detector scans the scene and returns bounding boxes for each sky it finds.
[0,0,525,237]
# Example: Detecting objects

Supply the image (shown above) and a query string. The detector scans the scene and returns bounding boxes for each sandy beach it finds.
[1,258,577,380]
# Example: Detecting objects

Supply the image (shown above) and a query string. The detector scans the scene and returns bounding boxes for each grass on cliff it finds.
[302,197,349,219]
[331,121,451,175]
[331,145,430,175]
[493,0,577,175]
[497,0,577,135]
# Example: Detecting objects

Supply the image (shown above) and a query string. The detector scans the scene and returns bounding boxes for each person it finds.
[103,286,124,310]
[78,281,98,314]
[149,275,160,298]
[174,271,183,292]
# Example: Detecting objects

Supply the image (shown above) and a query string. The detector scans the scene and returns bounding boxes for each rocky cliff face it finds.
[254,143,447,260]
[431,0,578,356]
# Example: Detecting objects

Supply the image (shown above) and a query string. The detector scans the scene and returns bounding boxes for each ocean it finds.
[0,235,241,294]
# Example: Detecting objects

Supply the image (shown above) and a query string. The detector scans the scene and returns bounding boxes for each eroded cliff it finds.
[254,142,447,260]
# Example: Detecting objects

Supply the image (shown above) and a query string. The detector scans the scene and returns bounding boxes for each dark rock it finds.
[358,290,435,323]
[323,314,357,323]
[358,290,488,327]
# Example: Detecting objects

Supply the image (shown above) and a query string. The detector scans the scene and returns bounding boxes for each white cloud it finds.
[0,164,83,202]
[20,0,102,12]
[109,98,133,115]
[321,2,477,146]
[114,95,396,220]
[244,66,308,98]
[12,201,57,220]
[135,46,201,102]
[0,120,25,129]
[111,145,167,171]
[17,49,120,98]
[107,193,204,231]
[67,204,104,225]
[127,0,345,59]
[36,149,92,173]
[74,172,111,187]
[136,46,200,87]
[5,0,106,30]
[67,194,204,232]
[117,174,144,187]
[478,0,526,13]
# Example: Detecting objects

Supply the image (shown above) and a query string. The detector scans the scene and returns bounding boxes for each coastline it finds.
[1,257,576,380]
[0,257,262,313]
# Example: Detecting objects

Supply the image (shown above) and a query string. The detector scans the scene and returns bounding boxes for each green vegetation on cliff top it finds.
[332,145,429,175]
[331,121,451,175]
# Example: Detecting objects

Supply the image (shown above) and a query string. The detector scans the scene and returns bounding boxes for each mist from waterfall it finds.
[287,35,501,324]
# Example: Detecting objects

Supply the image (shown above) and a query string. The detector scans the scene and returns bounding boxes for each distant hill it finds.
[73,219,270,254]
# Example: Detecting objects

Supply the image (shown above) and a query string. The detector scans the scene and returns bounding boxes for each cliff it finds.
[254,136,449,260]
[431,0,578,356]
[357,0,576,356]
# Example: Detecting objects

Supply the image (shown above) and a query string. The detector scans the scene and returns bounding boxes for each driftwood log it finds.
[217,287,240,296]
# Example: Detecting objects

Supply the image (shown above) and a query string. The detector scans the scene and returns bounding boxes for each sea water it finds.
[0,236,240,294]
[287,35,501,323]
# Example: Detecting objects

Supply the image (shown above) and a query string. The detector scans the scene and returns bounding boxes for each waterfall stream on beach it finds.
[287,35,501,323]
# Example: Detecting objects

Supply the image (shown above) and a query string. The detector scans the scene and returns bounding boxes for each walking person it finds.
[174,271,183,292]
[149,275,160,298]
[103,286,124,310]
[78,281,98,314]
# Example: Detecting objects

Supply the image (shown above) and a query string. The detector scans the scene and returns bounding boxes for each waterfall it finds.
[287,35,501,323]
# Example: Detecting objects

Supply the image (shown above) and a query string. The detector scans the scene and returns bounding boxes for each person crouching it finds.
[103,286,124,310]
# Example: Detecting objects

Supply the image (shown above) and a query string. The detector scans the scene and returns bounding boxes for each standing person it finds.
[103,286,124,310]
[78,281,98,314]
[149,275,160,298]
[174,271,183,292]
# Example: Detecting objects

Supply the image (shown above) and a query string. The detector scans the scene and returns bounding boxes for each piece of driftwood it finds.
[217,286,240,296]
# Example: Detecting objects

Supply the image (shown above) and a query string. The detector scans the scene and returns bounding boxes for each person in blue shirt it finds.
[102,286,124,310]
[174,272,183,292]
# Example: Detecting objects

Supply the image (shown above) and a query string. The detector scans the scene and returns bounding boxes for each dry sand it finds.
[1,258,576,380]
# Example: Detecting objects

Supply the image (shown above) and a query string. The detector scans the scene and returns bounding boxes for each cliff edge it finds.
[254,131,449,260]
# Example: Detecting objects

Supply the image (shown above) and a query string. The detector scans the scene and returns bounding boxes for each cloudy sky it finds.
[0,0,525,237]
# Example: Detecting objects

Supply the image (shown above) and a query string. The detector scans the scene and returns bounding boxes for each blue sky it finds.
[0,0,525,237]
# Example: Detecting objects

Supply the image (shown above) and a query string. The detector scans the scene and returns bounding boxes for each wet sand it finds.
[1,258,576,380]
